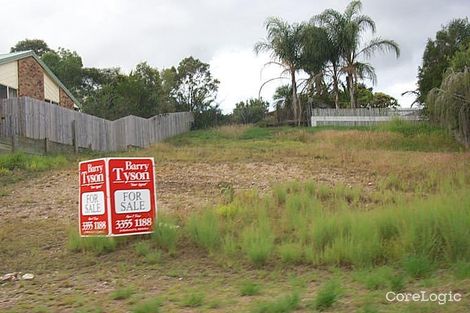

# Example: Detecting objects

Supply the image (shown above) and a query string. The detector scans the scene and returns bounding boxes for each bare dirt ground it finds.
[0,160,364,222]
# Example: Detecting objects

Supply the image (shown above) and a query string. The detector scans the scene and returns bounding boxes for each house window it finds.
[0,84,18,99]
[0,85,6,99]
[45,98,59,105]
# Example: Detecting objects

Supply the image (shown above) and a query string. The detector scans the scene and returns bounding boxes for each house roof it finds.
[0,50,80,109]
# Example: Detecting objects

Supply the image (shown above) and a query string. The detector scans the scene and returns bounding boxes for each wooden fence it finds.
[0,97,194,152]
[311,108,422,127]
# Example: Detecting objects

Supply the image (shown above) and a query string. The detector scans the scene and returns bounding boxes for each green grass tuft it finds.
[67,229,116,255]
[312,279,341,311]
[240,281,261,296]
[132,297,162,313]
[251,292,300,313]
[111,287,135,300]
[181,292,205,308]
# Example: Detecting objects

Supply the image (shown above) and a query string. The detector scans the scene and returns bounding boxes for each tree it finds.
[10,39,51,56]
[427,69,470,145]
[418,18,470,103]
[232,98,269,124]
[370,92,399,109]
[314,1,399,108]
[173,57,219,113]
[255,17,304,125]
[41,48,84,96]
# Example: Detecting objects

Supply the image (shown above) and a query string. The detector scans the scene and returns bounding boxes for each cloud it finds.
[1,0,468,111]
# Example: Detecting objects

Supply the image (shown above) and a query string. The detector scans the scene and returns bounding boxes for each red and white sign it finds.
[78,158,157,237]
[79,159,109,236]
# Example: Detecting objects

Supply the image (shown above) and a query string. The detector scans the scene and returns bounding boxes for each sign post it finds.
[78,157,157,237]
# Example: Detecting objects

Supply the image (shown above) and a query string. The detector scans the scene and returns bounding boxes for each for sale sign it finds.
[78,158,157,237]
[79,159,109,236]
[109,158,156,235]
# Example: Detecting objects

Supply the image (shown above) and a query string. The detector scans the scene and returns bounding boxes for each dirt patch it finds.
[0,159,366,222]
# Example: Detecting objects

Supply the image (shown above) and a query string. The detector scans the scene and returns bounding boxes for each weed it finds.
[132,297,162,313]
[252,292,300,313]
[181,292,205,308]
[312,279,341,311]
[67,229,116,255]
[240,281,261,296]
[403,255,434,278]
[278,243,303,264]
[135,242,151,257]
[152,216,179,254]
[453,261,470,279]
[144,251,162,264]
[241,221,274,266]
[111,287,135,300]
[187,210,220,252]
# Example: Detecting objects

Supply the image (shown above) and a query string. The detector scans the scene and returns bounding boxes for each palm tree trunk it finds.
[332,66,340,109]
[347,73,356,108]
[291,69,299,125]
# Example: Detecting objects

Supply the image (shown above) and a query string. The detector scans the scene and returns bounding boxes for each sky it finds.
[1,0,468,113]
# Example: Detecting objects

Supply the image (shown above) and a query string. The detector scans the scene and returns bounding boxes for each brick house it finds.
[0,50,80,110]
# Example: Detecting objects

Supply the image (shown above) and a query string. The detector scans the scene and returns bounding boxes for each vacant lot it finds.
[1,122,469,313]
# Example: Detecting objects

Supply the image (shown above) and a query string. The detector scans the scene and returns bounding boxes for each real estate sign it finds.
[78,158,157,237]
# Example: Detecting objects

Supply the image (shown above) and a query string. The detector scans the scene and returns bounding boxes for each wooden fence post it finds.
[71,120,78,154]
[44,137,49,154]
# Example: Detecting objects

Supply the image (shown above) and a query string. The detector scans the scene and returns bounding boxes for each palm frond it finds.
[358,38,400,59]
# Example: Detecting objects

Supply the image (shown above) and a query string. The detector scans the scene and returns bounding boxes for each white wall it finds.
[0,61,18,89]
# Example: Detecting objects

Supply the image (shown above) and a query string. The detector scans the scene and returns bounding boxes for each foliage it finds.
[0,153,68,172]
[10,39,51,56]
[418,18,470,103]
[152,216,179,254]
[255,17,305,125]
[313,1,399,108]
[180,292,205,308]
[42,48,84,96]
[232,98,269,124]
[173,57,220,113]
[426,69,470,145]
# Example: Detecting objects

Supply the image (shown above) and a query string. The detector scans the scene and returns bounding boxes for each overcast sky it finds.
[1,0,468,112]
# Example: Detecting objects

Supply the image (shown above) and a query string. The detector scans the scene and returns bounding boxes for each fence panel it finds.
[0,97,194,152]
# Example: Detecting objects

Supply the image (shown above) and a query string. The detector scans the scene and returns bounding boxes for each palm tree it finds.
[314,1,400,108]
[255,17,304,125]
